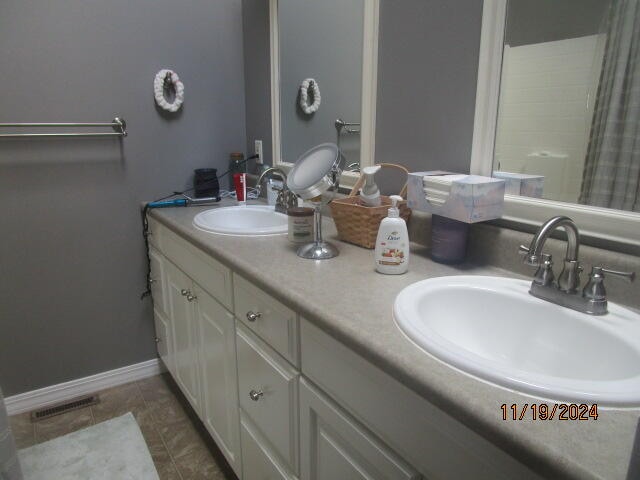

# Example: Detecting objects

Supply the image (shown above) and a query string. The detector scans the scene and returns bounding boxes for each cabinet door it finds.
[195,285,242,477]
[149,248,168,318]
[241,412,297,480]
[150,249,172,368]
[154,309,171,368]
[165,260,200,413]
[299,378,420,480]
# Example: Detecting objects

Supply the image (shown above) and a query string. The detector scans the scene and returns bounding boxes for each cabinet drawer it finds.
[159,223,233,310]
[240,412,297,480]
[300,319,540,480]
[300,378,420,480]
[234,274,299,366]
[236,323,299,473]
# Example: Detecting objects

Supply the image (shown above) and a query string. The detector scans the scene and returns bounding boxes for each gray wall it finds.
[242,0,483,176]
[506,0,610,47]
[278,0,364,165]
[374,0,483,174]
[0,0,247,396]
[243,0,273,167]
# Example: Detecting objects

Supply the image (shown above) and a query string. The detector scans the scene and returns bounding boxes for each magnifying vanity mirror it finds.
[270,0,378,189]
[287,143,343,259]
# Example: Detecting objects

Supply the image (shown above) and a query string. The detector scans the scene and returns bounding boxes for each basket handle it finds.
[348,163,410,198]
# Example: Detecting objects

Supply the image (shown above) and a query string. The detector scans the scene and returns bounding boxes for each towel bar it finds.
[0,117,127,138]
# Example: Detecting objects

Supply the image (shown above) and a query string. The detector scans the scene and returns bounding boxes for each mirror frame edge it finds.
[471,0,640,249]
[269,0,380,190]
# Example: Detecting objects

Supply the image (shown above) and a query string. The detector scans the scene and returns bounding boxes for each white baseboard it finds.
[5,358,166,416]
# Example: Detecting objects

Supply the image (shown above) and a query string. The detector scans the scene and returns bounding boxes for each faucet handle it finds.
[518,244,543,266]
[533,253,555,287]
[592,266,635,283]
[583,266,634,303]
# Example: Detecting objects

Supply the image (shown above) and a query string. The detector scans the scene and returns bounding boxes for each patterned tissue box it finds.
[493,171,544,198]
[407,171,505,223]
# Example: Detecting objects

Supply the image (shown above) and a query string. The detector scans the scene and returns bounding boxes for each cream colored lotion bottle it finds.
[374,195,409,274]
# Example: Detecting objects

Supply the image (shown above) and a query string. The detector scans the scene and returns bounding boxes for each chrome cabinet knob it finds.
[246,311,262,322]
[155,337,160,343]
[149,278,156,284]
[187,294,197,302]
[181,289,189,296]
[249,389,264,401]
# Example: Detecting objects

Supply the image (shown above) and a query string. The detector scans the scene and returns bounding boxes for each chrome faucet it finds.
[255,167,298,214]
[520,216,635,315]
[522,216,581,292]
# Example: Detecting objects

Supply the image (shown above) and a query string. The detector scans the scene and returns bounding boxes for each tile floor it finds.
[9,373,237,480]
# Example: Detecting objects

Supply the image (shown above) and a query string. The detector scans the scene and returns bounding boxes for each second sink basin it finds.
[393,275,640,405]
[193,205,288,236]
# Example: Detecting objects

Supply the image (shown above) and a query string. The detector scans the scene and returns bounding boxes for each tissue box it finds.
[493,171,544,198]
[407,171,505,223]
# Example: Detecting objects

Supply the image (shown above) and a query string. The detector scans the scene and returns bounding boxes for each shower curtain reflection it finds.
[579,0,640,211]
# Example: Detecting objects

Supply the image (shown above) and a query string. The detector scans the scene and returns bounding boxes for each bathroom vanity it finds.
[147,203,639,480]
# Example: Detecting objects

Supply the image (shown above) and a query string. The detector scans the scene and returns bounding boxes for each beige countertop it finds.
[150,201,640,480]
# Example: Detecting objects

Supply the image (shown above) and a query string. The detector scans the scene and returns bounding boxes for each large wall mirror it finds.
[473,0,640,247]
[270,0,378,187]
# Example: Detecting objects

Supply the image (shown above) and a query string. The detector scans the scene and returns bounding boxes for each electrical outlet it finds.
[254,140,263,164]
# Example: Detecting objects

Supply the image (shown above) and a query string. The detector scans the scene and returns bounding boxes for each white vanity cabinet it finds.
[148,221,241,477]
[150,217,541,480]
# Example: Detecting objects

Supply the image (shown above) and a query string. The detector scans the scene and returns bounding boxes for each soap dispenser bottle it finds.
[360,165,382,206]
[374,195,409,274]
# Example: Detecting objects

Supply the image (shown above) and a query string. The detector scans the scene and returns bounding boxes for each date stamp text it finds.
[501,403,598,421]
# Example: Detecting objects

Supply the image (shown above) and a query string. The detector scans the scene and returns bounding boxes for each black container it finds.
[194,168,220,199]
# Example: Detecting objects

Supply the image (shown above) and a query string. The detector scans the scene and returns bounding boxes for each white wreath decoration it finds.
[154,69,185,112]
[299,78,321,115]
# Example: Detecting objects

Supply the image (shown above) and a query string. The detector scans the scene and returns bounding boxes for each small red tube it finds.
[233,173,246,203]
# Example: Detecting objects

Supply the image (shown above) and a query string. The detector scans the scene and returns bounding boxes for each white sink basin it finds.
[193,205,288,236]
[393,275,640,405]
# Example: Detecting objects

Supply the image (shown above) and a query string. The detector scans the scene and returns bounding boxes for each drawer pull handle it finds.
[246,311,262,322]
[249,389,264,401]
[187,294,197,302]
[181,289,189,296]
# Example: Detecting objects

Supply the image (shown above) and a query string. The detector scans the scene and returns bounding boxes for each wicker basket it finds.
[330,163,411,249]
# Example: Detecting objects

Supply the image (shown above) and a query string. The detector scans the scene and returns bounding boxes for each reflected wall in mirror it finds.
[278,0,364,171]
[493,0,639,212]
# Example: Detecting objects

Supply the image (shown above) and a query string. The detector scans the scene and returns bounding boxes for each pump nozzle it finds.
[388,195,402,218]
[360,165,382,206]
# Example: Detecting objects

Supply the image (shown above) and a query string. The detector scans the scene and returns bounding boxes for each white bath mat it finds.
[18,412,159,480]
